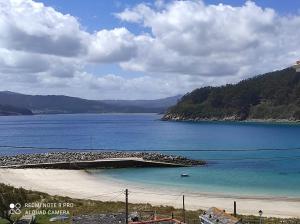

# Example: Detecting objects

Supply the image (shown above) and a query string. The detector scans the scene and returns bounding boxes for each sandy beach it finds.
[0,168,299,218]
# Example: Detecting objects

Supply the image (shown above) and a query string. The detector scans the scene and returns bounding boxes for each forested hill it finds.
[0,91,180,114]
[163,67,300,122]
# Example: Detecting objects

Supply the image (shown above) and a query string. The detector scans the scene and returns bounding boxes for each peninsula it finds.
[163,67,300,122]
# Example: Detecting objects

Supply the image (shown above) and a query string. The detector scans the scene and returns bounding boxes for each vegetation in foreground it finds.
[0,183,299,224]
[164,67,300,121]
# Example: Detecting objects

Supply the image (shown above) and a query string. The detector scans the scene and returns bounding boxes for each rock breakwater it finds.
[0,151,205,168]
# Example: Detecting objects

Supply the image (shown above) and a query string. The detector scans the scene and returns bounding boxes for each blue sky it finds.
[34,0,300,82]
[1,0,300,99]
[36,0,145,33]
[36,0,300,33]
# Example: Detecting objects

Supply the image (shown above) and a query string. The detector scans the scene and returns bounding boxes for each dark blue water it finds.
[1,113,300,197]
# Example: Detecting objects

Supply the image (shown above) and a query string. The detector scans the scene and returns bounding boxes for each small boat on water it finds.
[181,173,190,177]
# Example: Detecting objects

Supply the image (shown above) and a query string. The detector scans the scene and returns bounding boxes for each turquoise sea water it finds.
[0,113,300,197]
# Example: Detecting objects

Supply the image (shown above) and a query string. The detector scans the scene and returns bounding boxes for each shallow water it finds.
[0,113,300,197]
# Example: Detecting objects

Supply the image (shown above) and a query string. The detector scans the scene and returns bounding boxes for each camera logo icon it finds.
[9,203,22,215]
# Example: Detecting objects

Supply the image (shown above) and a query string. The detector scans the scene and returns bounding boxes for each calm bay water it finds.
[1,113,300,197]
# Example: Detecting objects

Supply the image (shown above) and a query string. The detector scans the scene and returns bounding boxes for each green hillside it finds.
[163,67,300,122]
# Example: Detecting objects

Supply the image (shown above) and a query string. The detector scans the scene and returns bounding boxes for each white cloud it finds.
[1,0,300,99]
[0,0,138,62]
[0,0,148,99]
[87,28,137,63]
[116,3,154,23]
[0,48,49,74]
[117,0,300,78]
[0,0,87,57]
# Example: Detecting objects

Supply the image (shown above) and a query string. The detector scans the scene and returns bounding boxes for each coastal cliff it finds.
[163,67,300,122]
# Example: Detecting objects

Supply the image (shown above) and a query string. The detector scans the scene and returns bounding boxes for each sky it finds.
[0,0,300,100]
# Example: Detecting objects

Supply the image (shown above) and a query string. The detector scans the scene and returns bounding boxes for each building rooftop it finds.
[131,218,183,224]
[200,207,241,224]
[72,213,184,224]
[72,213,125,224]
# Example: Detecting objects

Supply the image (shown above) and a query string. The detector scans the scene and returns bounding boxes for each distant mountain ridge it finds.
[0,104,33,116]
[102,95,182,109]
[163,67,300,122]
[0,91,181,115]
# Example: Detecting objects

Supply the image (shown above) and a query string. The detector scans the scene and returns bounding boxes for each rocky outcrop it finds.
[162,113,300,123]
[162,113,243,122]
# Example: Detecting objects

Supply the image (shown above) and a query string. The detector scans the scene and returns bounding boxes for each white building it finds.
[293,61,300,72]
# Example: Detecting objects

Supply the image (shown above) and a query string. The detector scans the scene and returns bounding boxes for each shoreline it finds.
[0,168,299,218]
[96,170,300,202]
[162,116,300,125]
